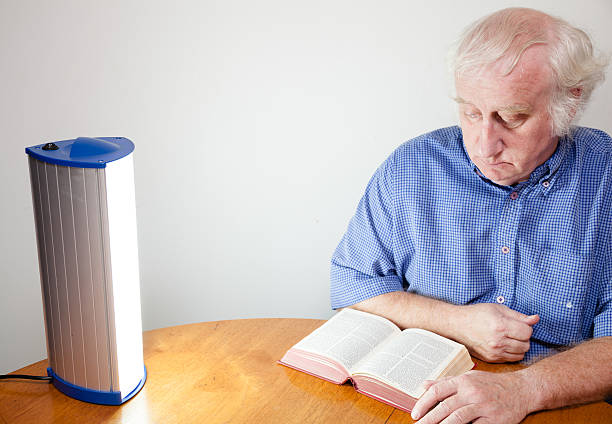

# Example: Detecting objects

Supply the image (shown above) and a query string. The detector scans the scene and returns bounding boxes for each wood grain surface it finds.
[1,318,610,423]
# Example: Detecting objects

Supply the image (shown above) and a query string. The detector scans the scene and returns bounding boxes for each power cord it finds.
[0,374,53,382]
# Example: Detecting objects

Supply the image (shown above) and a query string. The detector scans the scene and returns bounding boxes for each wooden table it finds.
[1,318,610,423]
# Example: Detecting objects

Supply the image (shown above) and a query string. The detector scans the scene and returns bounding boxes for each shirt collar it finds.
[526,135,569,188]
[458,129,570,192]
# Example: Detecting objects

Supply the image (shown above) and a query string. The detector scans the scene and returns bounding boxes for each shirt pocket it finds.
[525,248,593,346]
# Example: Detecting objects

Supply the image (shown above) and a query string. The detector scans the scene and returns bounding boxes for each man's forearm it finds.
[518,336,612,412]
[351,291,540,363]
[351,291,461,338]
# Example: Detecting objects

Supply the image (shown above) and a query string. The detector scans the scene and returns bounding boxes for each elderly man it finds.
[330,7,611,424]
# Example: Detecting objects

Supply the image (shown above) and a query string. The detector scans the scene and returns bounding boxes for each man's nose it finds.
[478,119,504,159]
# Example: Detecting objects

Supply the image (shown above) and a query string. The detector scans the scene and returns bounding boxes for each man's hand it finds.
[453,303,540,362]
[411,370,532,424]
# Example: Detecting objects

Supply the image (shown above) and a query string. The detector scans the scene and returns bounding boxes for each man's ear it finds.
[570,87,583,98]
[567,87,583,121]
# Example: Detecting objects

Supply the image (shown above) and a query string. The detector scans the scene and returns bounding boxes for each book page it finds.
[352,329,460,397]
[292,309,400,371]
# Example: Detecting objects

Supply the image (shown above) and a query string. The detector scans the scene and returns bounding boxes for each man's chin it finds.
[479,166,522,186]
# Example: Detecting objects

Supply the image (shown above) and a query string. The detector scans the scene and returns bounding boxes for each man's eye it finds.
[465,112,481,120]
[499,114,527,128]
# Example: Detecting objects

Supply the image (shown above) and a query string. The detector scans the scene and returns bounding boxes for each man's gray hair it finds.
[450,8,608,137]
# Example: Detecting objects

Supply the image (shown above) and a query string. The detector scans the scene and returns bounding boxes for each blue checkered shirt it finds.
[331,126,612,361]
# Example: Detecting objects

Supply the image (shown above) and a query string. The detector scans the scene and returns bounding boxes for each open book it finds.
[279,308,474,412]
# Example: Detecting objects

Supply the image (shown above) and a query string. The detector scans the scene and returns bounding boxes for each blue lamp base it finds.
[47,366,147,405]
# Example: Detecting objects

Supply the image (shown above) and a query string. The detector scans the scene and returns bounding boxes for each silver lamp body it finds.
[27,138,145,404]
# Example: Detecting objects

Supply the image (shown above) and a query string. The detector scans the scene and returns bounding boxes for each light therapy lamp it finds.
[25,137,146,405]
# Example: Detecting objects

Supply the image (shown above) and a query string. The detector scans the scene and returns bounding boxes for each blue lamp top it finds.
[25,137,134,168]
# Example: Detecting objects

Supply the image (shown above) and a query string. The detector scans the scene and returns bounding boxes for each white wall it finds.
[1,0,611,374]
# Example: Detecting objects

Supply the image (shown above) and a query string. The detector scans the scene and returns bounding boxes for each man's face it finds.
[455,47,559,186]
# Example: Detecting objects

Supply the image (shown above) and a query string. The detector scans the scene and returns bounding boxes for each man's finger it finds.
[432,404,481,424]
[503,308,540,325]
[421,379,436,390]
[502,338,530,354]
[411,379,458,421]
[413,396,462,424]
[504,318,535,341]
[500,352,525,362]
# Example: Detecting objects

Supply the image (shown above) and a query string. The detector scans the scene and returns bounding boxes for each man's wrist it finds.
[514,368,543,414]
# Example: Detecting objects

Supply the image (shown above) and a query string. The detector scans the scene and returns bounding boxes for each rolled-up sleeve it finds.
[594,233,612,338]
[593,292,612,338]
[330,150,404,309]
[593,176,612,338]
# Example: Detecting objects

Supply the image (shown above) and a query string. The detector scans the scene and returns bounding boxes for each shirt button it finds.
[501,246,510,254]
[496,296,505,304]
[510,192,518,200]
[566,301,573,308]
[542,180,550,188]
